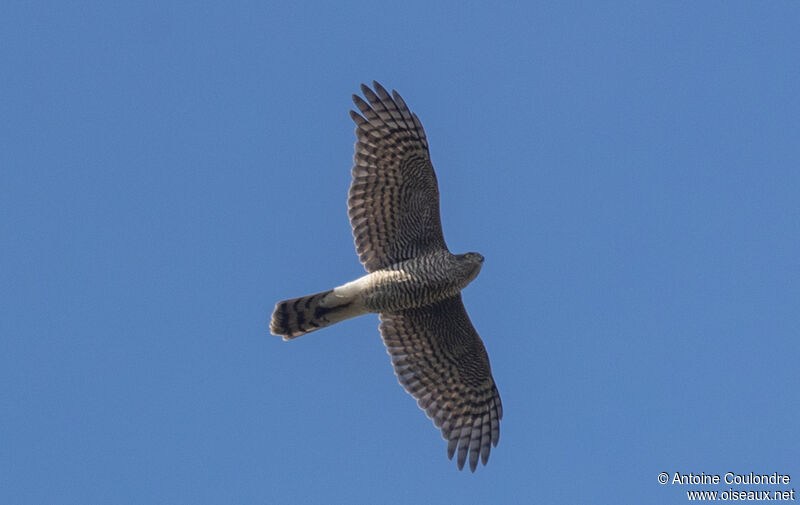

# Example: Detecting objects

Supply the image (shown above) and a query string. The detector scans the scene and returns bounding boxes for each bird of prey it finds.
[270,82,502,472]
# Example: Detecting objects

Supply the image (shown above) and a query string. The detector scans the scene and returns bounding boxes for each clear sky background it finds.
[2,2,799,504]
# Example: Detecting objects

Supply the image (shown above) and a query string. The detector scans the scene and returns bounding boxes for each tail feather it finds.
[270,289,363,340]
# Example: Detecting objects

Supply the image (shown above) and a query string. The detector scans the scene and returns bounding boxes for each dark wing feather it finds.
[379,295,503,472]
[348,82,448,272]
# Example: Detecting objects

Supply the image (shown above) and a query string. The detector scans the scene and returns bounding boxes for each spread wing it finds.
[348,81,448,273]
[379,295,503,472]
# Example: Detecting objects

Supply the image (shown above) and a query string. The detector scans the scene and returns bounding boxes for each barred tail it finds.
[270,289,365,341]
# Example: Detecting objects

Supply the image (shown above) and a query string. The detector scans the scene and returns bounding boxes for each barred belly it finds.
[360,251,472,312]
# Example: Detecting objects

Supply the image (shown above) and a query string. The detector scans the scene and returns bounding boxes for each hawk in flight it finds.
[270,82,502,472]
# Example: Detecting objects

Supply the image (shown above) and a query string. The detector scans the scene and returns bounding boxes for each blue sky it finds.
[2,1,799,504]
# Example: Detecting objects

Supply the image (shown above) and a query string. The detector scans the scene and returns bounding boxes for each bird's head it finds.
[456,251,484,283]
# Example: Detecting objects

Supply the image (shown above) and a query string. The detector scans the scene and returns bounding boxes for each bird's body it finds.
[272,250,483,338]
[270,82,502,472]
[358,251,484,312]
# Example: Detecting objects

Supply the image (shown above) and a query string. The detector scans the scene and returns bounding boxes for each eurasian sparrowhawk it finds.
[271,82,502,472]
